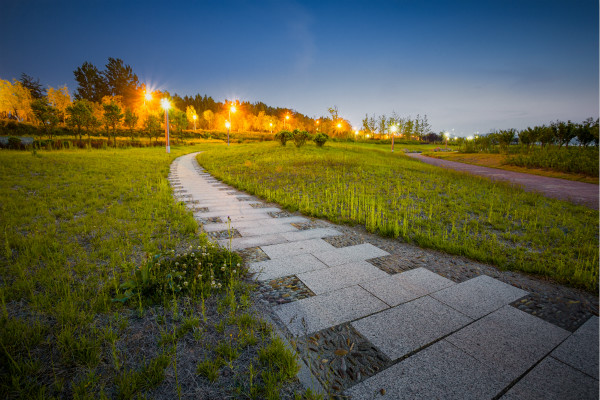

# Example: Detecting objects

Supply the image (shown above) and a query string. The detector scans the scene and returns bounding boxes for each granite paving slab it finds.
[194,208,280,219]
[360,267,456,307]
[313,243,390,267]
[261,238,336,260]
[352,296,473,360]
[237,224,299,237]
[281,227,342,241]
[431,275,528,319]
[344,340,505,400]
[501,357,599,400]
[201,216,308,232]
[551,316,599,378]
[228,214,282,223]
[297,261,389,295]
[274,285,389,336]
[217,233,288,250]
[249,253,329,281]
[446,305,570,384]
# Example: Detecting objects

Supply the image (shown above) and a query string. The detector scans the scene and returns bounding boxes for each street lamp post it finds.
[193,114,197,132]
[161,98,170,153]
[269,122,273,134]
[390,125,398,152]
[284,114,290,130]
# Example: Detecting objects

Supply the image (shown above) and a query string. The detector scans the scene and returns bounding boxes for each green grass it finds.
[0,145,305,398]
[506,146,599,176]
[198,141,599,292]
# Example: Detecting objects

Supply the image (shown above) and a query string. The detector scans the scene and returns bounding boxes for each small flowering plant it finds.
[113,242,243,305]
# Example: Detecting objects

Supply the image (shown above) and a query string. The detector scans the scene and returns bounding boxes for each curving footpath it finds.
[170,152,599,399]
[406,153,599,210]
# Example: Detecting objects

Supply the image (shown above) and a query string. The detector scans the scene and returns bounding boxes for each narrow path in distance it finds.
[405,153,598,210]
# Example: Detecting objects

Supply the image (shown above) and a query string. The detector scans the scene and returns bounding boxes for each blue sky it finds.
[1,0,597,135]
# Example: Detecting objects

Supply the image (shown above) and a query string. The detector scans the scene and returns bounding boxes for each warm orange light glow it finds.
[160,98,170,110]
[145,92,152,101]
[285,115,290,120]
[269,122,273,126]
[230,105,236,113]
[193,115,197,120]
[337,123,342,128]
[316,120,320,124]
[390,125,398,133]
[225,121,231,129]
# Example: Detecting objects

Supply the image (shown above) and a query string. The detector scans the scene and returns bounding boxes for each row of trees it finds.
[0,58,437,142]
[361,113,433,141]
[456,119,599,153]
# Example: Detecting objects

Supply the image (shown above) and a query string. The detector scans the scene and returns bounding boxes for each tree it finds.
[31,98,59,139]
[377,114,387,137]
[552,120,576,148]
[0,79,33,121]
[144,114,161,142]
[518,127,537,151]
[537,125,555,148]
[74,62,108,102]
[123,109,139,141]
[497,129,516,152]
[66,99,93,141]
[203,109,214,129]
[19,73,45,99]
[103,102,123,147]
[170,108,188,135]
[103,58,140,108]
[47,85,71,124]
[327,106,339,122]
[186,105,198,129]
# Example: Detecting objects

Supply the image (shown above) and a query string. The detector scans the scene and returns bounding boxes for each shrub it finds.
[7,137,23,149]
[292,130,311,148]
[274,131,292,146]
[313,133,329,147]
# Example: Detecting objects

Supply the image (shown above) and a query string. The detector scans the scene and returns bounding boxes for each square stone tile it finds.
[313,243,389,267]
[261,238,335,260]
[501,357,599,400]
[446,305,570,384]
[297,260,388,295]
[344,340,504,400]
[551,316,599,379]
[237,224,299,237]
[249,253,328,281]
[274,285,389,336]
[431,275,528,319]
[360,267,456,307]
[256,216,308,226]
[281,228,341,242]
[217,234,287,250]
[352,296,473,360]
[228,214,277,223]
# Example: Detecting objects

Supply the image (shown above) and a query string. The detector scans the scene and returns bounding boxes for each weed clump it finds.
[113,242,242,305]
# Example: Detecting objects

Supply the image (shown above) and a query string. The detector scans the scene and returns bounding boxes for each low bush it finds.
[292,130,311,148]
[313,133,329,147]
[274,130,293,146]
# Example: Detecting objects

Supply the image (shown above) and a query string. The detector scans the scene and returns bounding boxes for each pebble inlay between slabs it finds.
[295,323,391,397]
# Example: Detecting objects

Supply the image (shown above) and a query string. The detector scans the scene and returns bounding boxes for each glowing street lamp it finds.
[225,121,231,141]
[390,124,398,152]
[227,104,236,146]
[269,122,273,134]
[444,131,450,149]
[284,114,290,129]
[192,114,197,132]
[145,92,152,102]
[161,98,170,153]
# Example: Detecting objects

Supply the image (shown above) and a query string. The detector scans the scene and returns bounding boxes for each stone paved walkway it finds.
[170,153,599,399]
[406,153,599,210]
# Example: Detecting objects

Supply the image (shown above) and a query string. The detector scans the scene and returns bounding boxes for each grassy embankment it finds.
[199,141,598,292]
[424,149,599,184]
[0,145,310,399]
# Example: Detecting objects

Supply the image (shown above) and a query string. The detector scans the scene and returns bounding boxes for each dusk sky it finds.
[1,0,598,136]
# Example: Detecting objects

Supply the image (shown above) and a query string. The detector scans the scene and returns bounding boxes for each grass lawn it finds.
[198,141,598,292]
[0,145,311,399]
[423,151,599,184]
